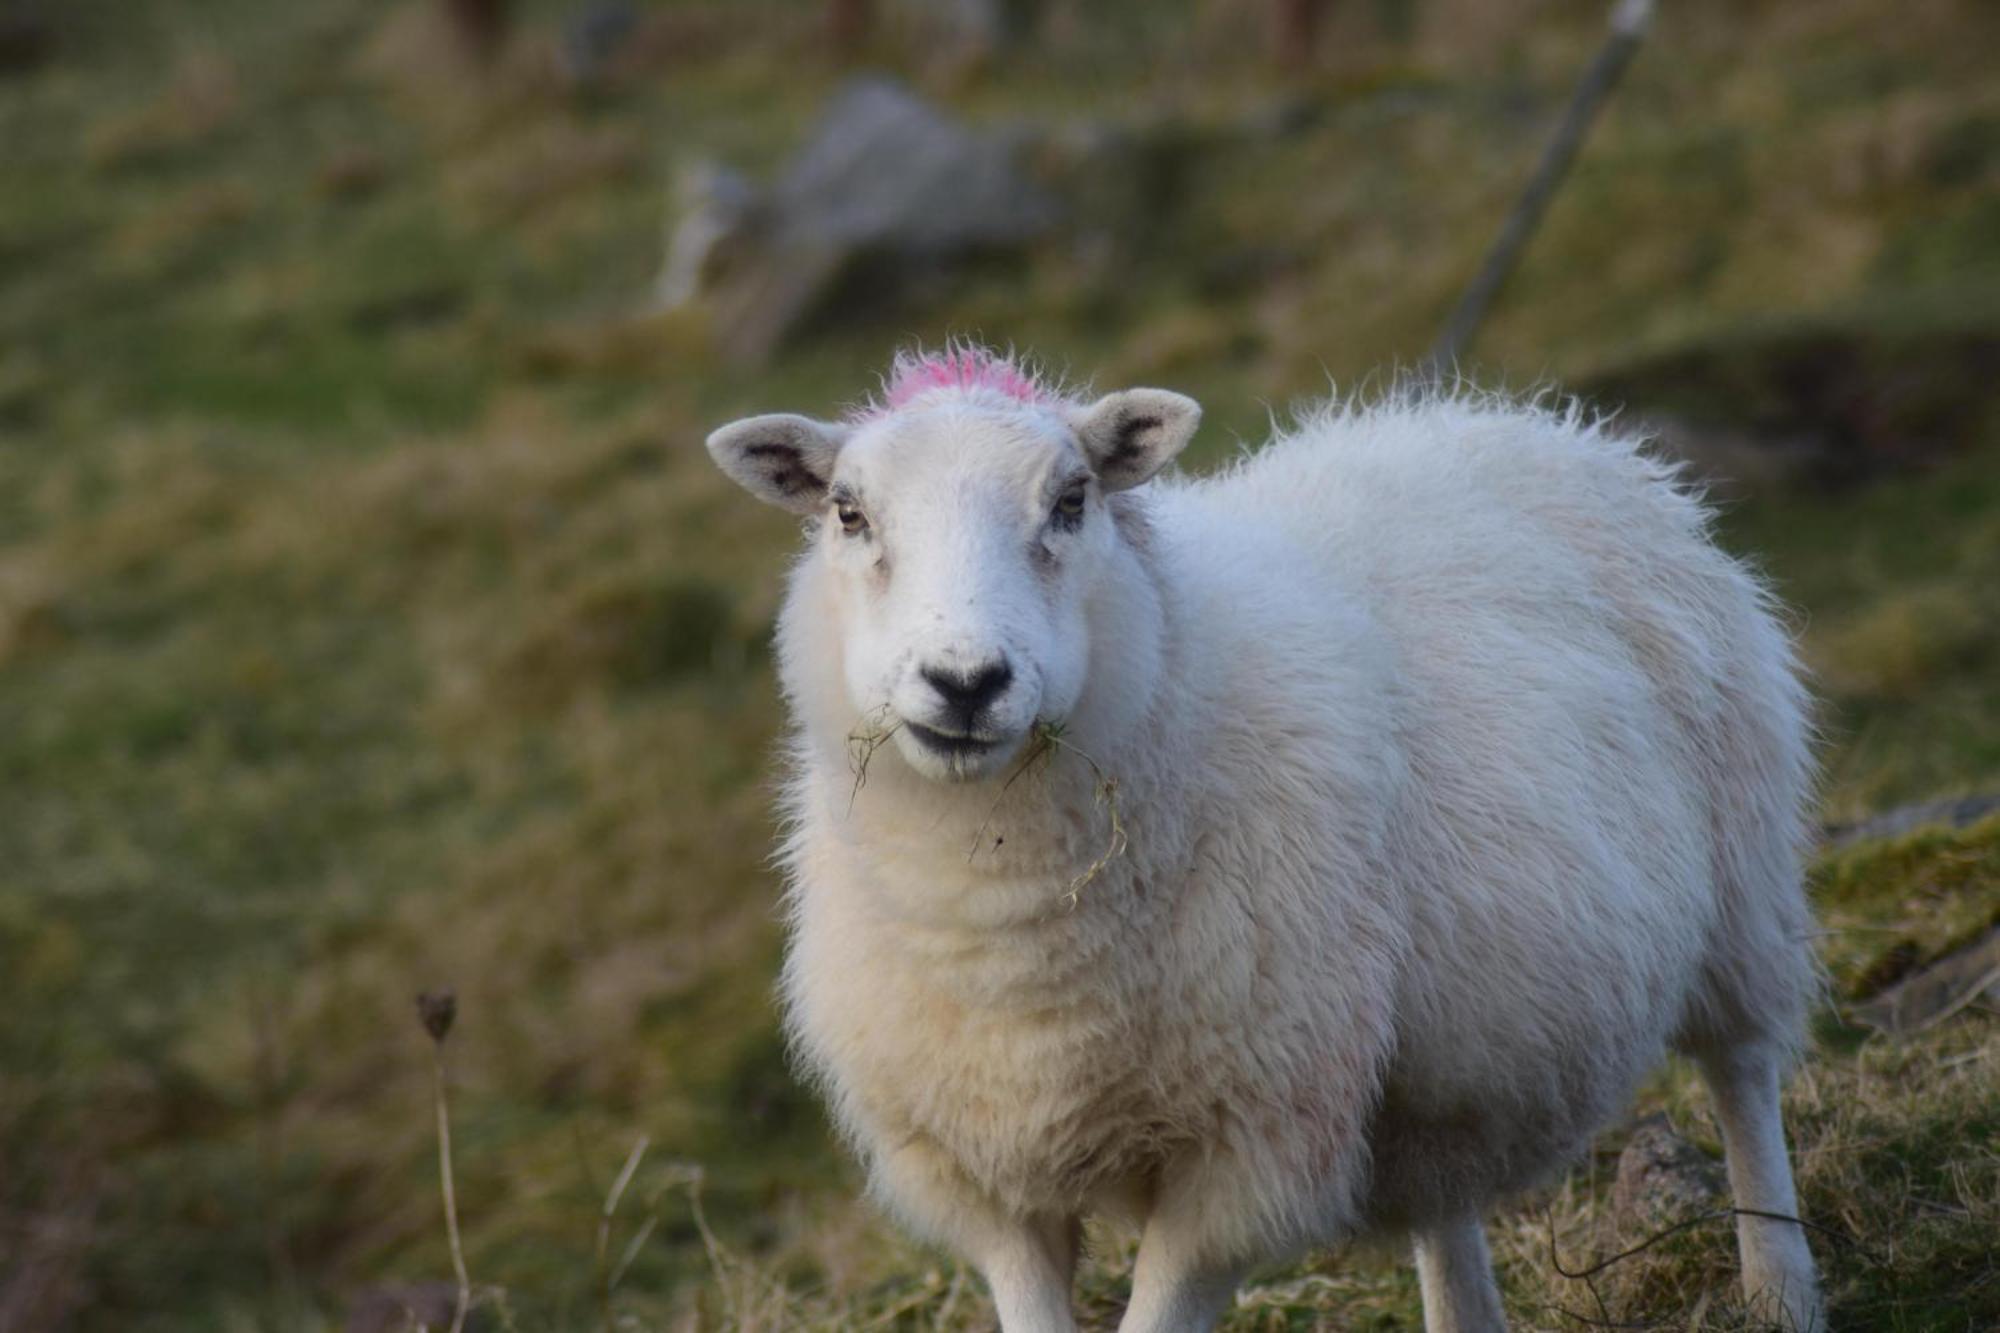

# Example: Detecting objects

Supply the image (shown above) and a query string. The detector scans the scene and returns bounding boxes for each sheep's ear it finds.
[705,413,849,514]
[1069,389,1202,492]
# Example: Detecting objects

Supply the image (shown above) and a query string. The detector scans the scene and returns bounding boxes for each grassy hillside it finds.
[1,1,1995,1328]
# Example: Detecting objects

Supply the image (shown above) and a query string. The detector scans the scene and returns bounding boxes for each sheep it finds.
[704,345,1825,1333]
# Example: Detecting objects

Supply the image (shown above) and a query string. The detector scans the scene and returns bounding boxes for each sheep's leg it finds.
[1115,1190,1248,1333]
[1697,1043,1824,1331]
[1116,1232,1244,1333]
[1411,1212,1507,1332]
[970,1212,1082,1333]
[874,1138,1079,1331]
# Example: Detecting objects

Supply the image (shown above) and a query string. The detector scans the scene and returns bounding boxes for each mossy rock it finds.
[1581,307,2000,486]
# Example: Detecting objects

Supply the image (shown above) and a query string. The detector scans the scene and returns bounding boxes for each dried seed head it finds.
[417,989,457,1043]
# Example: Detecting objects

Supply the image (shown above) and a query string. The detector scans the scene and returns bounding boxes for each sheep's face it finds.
[707,352,1199,784]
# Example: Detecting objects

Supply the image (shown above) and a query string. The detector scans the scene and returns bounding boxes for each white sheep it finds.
[705,346,1824,1333]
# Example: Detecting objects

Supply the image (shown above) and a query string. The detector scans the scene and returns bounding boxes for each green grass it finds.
[1,0,1997,1328]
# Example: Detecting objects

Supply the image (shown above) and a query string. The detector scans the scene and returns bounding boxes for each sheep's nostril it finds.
[921,660,1013,721]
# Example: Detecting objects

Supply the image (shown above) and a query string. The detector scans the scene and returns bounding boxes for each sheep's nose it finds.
[921,659,1013,721]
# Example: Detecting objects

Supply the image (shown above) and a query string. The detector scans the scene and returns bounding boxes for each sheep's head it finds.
[707,346,1199,782]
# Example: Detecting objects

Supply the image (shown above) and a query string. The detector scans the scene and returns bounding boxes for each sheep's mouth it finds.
[903,721,1005,759]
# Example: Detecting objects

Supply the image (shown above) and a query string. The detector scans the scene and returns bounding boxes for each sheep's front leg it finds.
[874,1139,1080,1331]
[970,1212,1083,1333]
[1412,1213,1507,1332]
[1117,1228,1245,1333]
[1115,1172,1249,1333]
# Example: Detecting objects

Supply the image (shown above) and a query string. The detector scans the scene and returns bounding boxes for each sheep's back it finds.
[1165,394,1812,1223]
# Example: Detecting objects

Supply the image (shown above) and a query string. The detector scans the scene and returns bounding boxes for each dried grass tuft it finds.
[845,706,905,812]
[972,720,1129,911]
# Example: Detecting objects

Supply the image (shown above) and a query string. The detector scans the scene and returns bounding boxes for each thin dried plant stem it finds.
[846,705,904,813]
[595,1136,649,1332]
[859,1268,951,1329]
[608,1214,660,1293]
[969,721,1129,910]
[932,1265,968,1327]
[968,725,1061,859]
[1064,783,1128,910]
[681,1167,741,1330]
[1544,1202,1867,1286]
[431,1043,472,1333]
[1037,725,1129,909]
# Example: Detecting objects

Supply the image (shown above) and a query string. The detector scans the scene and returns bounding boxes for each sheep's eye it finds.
[1053,484,1088,525]
[835,502,869,536]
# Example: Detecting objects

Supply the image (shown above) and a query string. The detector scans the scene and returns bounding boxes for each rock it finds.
[1613,1114,1726,1228]
[660,78,1058,363]
[776,80,1053,251]
[1638,415,1830,496]
[1851,924,2000,1038]
[653,160,763,311]
[1582,321,2000,490]
[1033,115,1206,274]
[1821,792,2000,851]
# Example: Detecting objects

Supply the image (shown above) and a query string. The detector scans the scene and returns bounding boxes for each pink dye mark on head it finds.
[856,344,1069,420]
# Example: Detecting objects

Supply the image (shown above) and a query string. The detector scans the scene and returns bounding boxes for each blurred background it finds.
[1,1,1996,1329]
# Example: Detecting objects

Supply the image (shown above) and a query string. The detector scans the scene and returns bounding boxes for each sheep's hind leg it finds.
[1412,1212,1507,1333]
[1697,1042,1824,1331]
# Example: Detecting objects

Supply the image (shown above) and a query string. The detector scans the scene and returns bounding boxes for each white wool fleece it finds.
[708,365,1822,1332]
